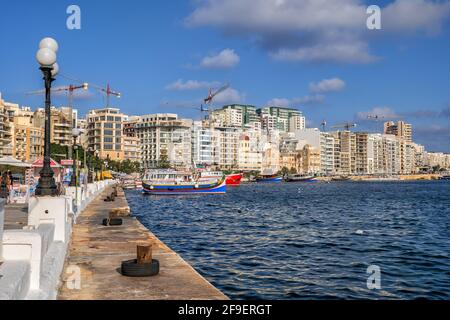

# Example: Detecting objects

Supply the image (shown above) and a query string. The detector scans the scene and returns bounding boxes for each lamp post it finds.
[88,147,94,183]
[69,128,81,187]
[35,38,59,197]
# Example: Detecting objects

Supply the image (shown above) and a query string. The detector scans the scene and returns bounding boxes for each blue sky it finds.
[0,0,449,152]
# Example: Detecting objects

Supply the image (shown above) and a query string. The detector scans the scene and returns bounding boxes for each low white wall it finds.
[0,199,4,262]
[0,180,116,300]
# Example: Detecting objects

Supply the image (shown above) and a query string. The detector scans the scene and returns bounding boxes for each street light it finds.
[35,37,59,197]
[69,128,81,187]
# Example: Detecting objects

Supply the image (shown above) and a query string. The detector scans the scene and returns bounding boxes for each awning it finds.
[31,158,62,168]
[0,156,32,168]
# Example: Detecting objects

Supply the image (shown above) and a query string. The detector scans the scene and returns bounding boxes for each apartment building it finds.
[211,104,258,128]
[212,127,240,170]
[237,130,263,172]
[87,108,126,161]
[136,114,192,169]
[258,106,305,133]
[384,121,412,143]
[123,117,141,163]
[192,121,214,167]
[34,106,74,146]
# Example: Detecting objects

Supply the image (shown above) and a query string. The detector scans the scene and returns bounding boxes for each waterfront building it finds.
[260,130,281,173]
[237,128,263,171]
[384,121,413,143]
[294,128,335,175]
[34,106,74,146]
[123,117,141,163]
[87,108,127,161]
[136,114,192,169]
[211,104,258,128]
[330,131,356,175]
[192,120,214,167]
[257,106,305,133]
[211,127,241,170]
[382,134,401,174]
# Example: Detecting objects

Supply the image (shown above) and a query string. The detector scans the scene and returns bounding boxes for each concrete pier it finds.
[58,186,227,300]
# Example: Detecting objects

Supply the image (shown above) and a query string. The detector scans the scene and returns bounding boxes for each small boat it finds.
[331,176,351,182]
[199,171,243,186]
[284,174,318,182]
[256,174,283,183]
[225,173,243,186]
[440,175,450,180]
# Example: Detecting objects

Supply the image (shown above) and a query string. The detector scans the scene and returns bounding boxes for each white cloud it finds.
[266,94,325,107]
[212,87,245,104]
[166,79,220,91]
[383,0,450,35]
[186,0,450,64]
[266,98,291,107]
[310,78,346,93]
[200,49,240,69]
[295,94,326,105]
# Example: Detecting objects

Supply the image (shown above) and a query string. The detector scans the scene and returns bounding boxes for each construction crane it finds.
[26,83,89,108]
[367,114,385,121]
[332,122,358,131]
[201,83,230,127]
[89,83,121,107]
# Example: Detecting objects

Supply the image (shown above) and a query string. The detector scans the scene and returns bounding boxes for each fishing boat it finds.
[142,170,226,195]
[225,173,243,186]
[199,171,243,186]
[284,174,318,182]
[331,175,351,182]
[256,174,283,183]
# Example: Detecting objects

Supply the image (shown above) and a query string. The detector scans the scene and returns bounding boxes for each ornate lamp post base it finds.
[35,161,58,196]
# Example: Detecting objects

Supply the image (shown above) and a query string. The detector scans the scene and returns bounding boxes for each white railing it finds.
[0,180,116,300]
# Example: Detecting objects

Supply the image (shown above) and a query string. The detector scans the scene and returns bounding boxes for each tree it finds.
[158,154,171,169]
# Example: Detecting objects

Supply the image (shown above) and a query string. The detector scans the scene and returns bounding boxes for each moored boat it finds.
[142,178,226,195]
[142,169,226,195]
[284,174,318,182]
[225,173,243,186]
[256,174,283,183]
[199,171,243,186]
[440,175,450,180]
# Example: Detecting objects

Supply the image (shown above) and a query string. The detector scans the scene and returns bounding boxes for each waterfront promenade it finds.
[58,185,227,300]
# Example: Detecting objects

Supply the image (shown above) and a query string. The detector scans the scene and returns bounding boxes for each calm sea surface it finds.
[125,181,450,300]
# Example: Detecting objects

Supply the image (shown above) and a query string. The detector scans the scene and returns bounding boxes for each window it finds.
[104,130,113,136]
[104,137,113,143]
[104,144,113,150]
[104,123,113,128]
[107,116,114,121]
[115,117,121,122]
[115,144,122,151]
[115,123,122,129]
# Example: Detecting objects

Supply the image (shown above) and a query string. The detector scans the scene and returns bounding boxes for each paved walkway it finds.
[58,186,227,300]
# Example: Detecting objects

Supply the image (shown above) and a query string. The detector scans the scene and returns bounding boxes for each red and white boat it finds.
[199,171,243,186]
[225,173,242,186]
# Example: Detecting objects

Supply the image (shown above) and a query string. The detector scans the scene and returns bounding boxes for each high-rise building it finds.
[136,114,192,169]
[123,116,141,163]
[211,104,258,128]
[34,106,74,146]
[257,106,305,133]
[384,121,412,143]
[192,121,214,167]
[87,108,127,161]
